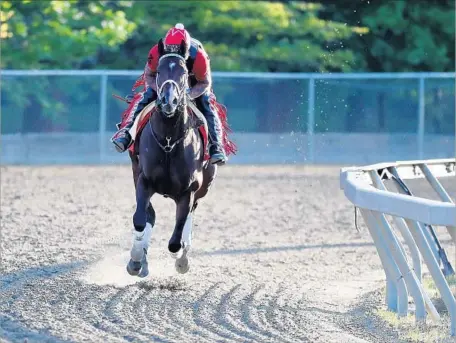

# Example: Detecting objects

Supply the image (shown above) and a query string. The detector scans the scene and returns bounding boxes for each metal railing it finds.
[340,158,456,335]
[1,70,455,164]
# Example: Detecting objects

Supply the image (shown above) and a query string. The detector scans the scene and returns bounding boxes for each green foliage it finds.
[1,0,136,69]
[1,0,363,72]
[1,0,136,133]
[320,0,455,72]
[115,1,362,72]
[2,0,453,72]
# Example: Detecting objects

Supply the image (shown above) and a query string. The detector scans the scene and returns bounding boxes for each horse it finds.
[125,40,218,276]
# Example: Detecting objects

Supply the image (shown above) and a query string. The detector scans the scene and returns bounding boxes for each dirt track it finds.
[1,165,455,343]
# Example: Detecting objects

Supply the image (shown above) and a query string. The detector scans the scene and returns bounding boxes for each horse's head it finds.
[156,39,189,118]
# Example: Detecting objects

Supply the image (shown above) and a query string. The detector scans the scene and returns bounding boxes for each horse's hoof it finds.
[126,259,142,276]
[138,260,149,278]
[175,256,189,274]
[131,246,146,262]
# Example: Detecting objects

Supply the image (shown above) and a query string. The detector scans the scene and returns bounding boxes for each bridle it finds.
[150,53,191,154]
[155,53,188,116]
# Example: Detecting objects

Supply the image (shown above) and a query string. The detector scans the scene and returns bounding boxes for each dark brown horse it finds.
[126,40,217,276]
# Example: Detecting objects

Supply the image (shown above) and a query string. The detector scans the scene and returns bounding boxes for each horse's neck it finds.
[153,108,190,139]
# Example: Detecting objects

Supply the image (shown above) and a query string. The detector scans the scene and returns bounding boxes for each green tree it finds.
[115,1,365,72]
[1,0,138,133]
[1,0,136,69]
[319,0,455,72]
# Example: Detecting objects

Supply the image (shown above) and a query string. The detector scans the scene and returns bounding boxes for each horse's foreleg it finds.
[169,191,193,274]
[133,173,155,231]
[129,151,140,189]
[127,172,155,277]
[130,151,155,226]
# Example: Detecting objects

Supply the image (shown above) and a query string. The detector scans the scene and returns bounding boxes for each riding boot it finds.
[111,87,156,153]
[194,92,227,165]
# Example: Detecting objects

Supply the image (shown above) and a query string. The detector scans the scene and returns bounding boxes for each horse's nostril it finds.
[172,98,178,105]
[161,97,168,105]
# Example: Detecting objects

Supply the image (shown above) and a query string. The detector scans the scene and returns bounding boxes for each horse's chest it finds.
[150,163,193,196]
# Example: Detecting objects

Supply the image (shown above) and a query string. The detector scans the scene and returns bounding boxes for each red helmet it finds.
[163,23,191,53]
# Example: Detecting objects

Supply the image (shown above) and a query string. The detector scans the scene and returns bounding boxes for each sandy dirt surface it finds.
[0,165,455,343]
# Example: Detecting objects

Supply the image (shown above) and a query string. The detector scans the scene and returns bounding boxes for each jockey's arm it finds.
[144,63,158,92]
[188,75,211,99]
[144,44,160,92]
[189,50,211,99]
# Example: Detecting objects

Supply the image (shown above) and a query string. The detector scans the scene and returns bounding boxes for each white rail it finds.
[340,158,456,336]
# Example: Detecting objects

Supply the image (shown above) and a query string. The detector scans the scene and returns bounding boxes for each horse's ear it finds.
[158,38,165,56]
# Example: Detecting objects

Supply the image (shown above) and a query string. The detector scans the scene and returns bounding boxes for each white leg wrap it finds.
[131,223,153,261]
[181,214,193,250]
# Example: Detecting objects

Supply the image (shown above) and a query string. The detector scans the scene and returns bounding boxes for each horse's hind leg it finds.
[194,162,217,208]
[127,172,155,277]
[175,199,194,274]
[169,191,193,258]
[173,164,217,274]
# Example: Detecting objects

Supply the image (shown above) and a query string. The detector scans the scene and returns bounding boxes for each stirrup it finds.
[112,140,128,153]
[210,152,227,166]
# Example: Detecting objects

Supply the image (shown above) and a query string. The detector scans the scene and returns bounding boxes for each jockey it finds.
[111,23,227,166]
